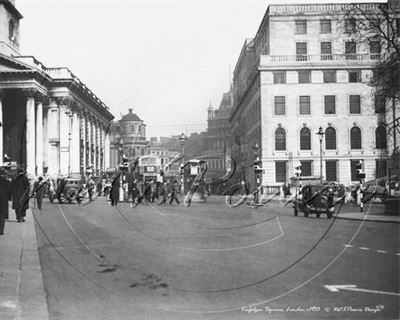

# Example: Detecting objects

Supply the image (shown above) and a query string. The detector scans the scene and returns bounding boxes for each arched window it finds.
[375,126,387,149]
[300,127,311,150]
[350,126,362,149]
[325,127,336,150]
[275,127,286,150]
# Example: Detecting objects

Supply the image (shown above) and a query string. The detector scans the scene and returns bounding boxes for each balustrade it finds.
[260,53,381,65]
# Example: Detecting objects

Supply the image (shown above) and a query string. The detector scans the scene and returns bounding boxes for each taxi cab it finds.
[55,177,83,203]
[293,184,336,219]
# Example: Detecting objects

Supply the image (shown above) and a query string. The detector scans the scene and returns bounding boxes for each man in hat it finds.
[32,177,46,210]
[12,167,30,222]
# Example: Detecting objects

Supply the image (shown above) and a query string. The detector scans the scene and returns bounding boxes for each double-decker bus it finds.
[138,155,162,182]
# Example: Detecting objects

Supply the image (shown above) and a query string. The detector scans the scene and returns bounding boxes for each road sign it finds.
[324,284,400,296]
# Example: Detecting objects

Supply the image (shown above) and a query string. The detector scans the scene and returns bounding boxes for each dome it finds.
[120,108,142,122]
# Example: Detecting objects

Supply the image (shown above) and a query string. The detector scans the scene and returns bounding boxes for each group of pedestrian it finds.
[127,179,180,206]
[158,181,180,205]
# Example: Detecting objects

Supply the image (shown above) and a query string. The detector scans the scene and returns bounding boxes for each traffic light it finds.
[295,165,302,178]
[119,155,129,171]
[180,164,184,177]
[355,160,365,179]
[254,159,263,174]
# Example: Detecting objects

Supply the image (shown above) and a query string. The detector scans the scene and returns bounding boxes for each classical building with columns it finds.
[0,0,114,178]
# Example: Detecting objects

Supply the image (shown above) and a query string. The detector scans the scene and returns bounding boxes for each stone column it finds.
[36,100,43,176]
[47,99,60,177]
[91,118,97,173]
[80,112,86,174]
[104,126,110,170]
[86,115,92,168]
[71,111,80,174]
[59,105,70,176]
[97,121,101,172]
[26,96,36,176]
[42,106,49,172]
[99,124,104,172]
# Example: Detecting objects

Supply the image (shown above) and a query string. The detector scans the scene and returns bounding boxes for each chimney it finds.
[128,108,133,114]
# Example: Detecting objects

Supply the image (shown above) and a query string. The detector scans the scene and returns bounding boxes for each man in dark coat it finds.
[32,177,46,210]
[0,169,11,235]
[158,182,168,205]
[130,179,140,205]
[169,181,180,205]
[110,172,121,206]
[12,168,30,222]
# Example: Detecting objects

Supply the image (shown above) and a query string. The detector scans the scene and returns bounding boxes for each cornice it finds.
[0,0,23,19]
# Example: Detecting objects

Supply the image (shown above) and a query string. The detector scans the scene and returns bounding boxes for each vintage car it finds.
[55,177,83,203]
[362,184,388,203]
[293,184,335,218]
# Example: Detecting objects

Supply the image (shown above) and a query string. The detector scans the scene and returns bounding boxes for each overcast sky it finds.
[17,0,386,138]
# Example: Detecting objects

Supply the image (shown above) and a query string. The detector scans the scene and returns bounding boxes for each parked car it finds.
[294,184,335,218]
[55,177,83,203]
[362,184,388,203]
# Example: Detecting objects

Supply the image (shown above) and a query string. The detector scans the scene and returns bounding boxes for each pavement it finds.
[0,204,49,320]
[0,196,398,320]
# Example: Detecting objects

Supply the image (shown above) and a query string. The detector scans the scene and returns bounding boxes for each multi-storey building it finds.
[231,2,395,191]
[109,109,148,168]
[147,139,180,178]
[203,89,233,184]
[0,0,113,177]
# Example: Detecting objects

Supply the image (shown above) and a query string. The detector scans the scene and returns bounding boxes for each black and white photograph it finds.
[0,0,399,319]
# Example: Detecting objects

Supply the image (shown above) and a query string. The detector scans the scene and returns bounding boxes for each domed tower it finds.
[119,109,147,158]
[0,0,23,56]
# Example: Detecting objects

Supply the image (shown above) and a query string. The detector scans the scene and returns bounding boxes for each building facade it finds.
[0,0,113,178]
[109,109,147,168]
[204,90,233,183]
[231,2,394,191]
[148,139,180,178]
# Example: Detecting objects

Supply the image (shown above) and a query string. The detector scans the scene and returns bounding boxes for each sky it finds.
[16,0,386,138]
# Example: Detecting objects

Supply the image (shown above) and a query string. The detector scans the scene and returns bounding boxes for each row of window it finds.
[273,69,364,84]
[295,19,332,34]
[275,159,387,183]
[273,94,386,115]
[294,18,400,35]
[294,41,381,61]
[274,125,387,151]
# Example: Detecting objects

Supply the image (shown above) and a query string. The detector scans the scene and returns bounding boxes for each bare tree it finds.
[342,1,400,156]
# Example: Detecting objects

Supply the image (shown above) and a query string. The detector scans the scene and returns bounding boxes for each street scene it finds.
[0,0,399,319]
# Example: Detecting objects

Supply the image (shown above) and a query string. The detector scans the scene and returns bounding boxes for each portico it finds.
[0,55,113,178]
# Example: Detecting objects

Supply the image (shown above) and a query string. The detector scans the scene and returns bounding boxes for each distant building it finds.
[231,2,393,191]
[109,108,147,168]
[203,89,233,183]
[148,138,180,177]
[0,0,113,177]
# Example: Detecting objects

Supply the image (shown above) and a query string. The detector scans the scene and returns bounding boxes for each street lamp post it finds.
[253,143,261,198]
[316,127,325,184]
[178,133,187,193]
[117,139,124,165]
[116,139,124,202]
